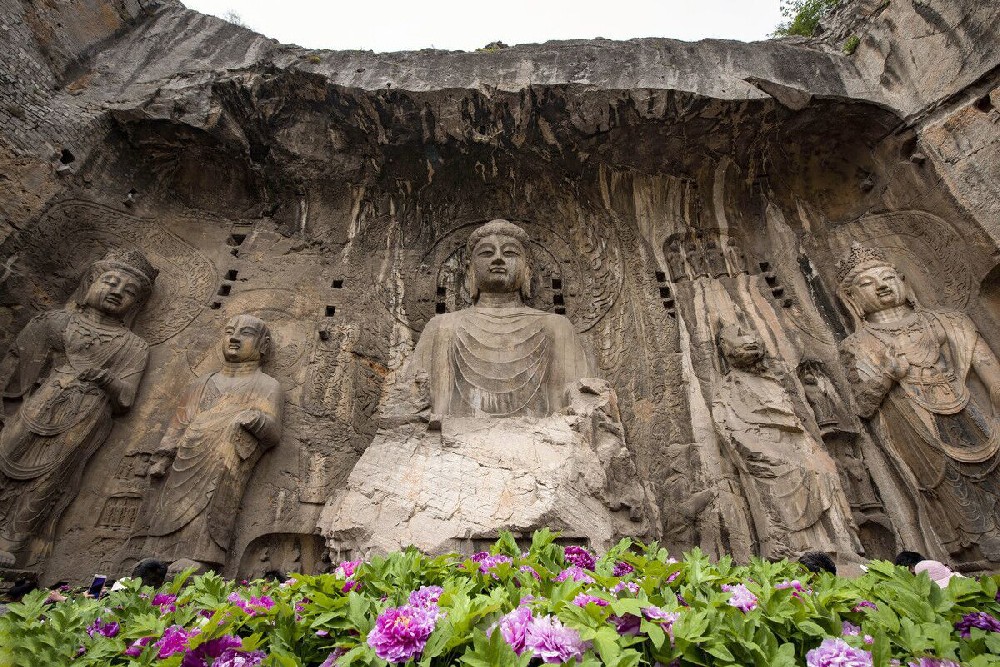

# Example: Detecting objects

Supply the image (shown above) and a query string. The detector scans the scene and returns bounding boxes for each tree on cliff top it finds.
[772,0,841,36]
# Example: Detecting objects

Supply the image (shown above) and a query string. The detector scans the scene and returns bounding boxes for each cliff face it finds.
[0,0,997,579]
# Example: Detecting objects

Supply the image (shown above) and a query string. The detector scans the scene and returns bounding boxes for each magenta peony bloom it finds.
[908,659,961,667]
[408,586,443,608]
[86,618,120,638]
[366,603,440,663]
[955,611,1000,638]
[489,606,533,655]
[179,635,245,667]
[721,583,758,612]
[612,581,640,596]
[212,650,266,667]
[471,551,490,563]
[853,600,877,612]
[806,638,873,667]
[227,592,275,616]
[155,625,195,659]
[123,637,152,657]
[477,554,514,574]
[612,561,634,577]
[555,566,595,583]
[776,580,805,592]
[152,593,177,613]
[524,615,588,663]
[519,565,541,580]
[335,560,361,578]
[573,594,609,607]
[842,621,862,636]
[610,613,642,635]
[643,607,680,643]
[563,546,596,571]
[319,649,345,667]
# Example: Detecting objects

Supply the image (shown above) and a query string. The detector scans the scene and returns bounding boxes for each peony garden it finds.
[2,530,999,667]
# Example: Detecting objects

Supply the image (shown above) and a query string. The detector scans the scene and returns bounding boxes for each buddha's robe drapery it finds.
[408,307,591,418]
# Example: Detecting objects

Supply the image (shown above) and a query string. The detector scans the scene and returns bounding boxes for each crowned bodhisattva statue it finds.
[837,243,1000,562]
[140,314,283,570]
[0,249,157,567]
[321,220,657,556]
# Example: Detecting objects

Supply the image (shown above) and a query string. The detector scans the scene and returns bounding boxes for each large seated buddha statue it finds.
[320,220,657,556]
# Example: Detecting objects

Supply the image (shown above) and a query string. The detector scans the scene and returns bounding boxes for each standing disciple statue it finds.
[712,323,861,561]
[837,243,1000,561]
[0,249,158,567]
[144,314,283,570]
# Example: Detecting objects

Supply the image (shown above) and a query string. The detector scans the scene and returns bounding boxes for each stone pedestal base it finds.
[320,383,656,558]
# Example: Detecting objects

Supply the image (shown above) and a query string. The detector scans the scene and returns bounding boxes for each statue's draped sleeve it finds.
[0,311,67,401]
[840,335,895,419]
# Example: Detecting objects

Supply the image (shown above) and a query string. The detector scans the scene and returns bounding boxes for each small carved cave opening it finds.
[974,94,994,113]
[228,233,247,246]
[332,279,344,288]
[217,284,232,296]
[59,148,75,164]
[226,269,239,280]
[325,305,336,317]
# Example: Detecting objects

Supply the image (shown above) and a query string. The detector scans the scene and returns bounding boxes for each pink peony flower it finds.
[955,611,1000,638]
[610,613,642,635]
[612,581,640,596]
[155,625,195,659]
[842,621,862,636]
[335,560,360,578]
[908,659,961,667]
[806,637,873,667]
[366,604,440,663]
[152,593,177,613]
[612,561,635,577]
[573,594,609,607]
[519,565,541,580]
[853,600,877,612]
[721,583,758,612]
[555,566,595,583]
[563,546,596,571]
[477,554,514,574]
[227,592,274,616]
[86,618,120,638]
[179,635,243,667]
[643,607,680,644]
[212,650,266,667]
[408,586,443,608]
[666,571,681,584]
[123,637,152,657]
[524,615,589,663]
[489,606,533,655]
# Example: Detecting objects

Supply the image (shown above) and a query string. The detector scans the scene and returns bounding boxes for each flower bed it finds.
[2,530,999,666]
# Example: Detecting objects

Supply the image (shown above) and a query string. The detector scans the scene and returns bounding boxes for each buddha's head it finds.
[466,219,533,302]
[718,322,766,372]
[76,248,158,324]
[836,243,914,323]
[222,314,272,364]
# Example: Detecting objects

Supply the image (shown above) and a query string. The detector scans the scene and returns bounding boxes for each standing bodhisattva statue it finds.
[144,314,282,570]
[837,243,1000,561]
[0,248,158,567]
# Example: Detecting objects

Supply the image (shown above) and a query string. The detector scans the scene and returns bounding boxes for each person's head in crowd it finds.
[894,550,925,572]
[799,551,837,575]
[131,558,168,589]
[262,570,287,583]
[7,573,39,601]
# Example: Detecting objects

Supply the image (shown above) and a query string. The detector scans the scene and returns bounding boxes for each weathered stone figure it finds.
[144,314,283,569]
[837,243,1000,561]
[323,220,657,555]
[712,323,861,561]
[407,219,590,419]
[0,249,157,566]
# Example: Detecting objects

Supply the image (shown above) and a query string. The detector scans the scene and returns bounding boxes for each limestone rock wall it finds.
[0,0,997,579]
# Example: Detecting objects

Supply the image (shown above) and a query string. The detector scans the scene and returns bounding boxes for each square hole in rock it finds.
[554,306,566,314]
[553,294,564,305]
[436,285,446,297]
[228,233,247,246]
[325,306,336,317]
[659,287,670,298]
[332,279,344,288]
[436,303,447,314]
[225,269,239,280]
[655,271,666,282]
[217,284,232,296]
[551,278,562,290]
[210,302,222,310]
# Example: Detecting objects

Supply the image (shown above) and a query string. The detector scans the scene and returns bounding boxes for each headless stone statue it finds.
[141,314,282,570]
[837,243,1000,562]
[0,249,157,567]
[322,220,657,556]
[711,323,862,563]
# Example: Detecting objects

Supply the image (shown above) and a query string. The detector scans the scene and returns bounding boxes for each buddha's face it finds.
[719,324,765,369]
[470,233,527,295]
[84,269,142,317]
[848,265,906,316]
[223,316,266,363]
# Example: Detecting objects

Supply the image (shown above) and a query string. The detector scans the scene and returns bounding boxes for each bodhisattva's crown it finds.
[835,242,891,287]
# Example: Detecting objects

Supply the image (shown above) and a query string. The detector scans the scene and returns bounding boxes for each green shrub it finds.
[843,35,861,54]
[773,0,842,37]
[1,530,998,666]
